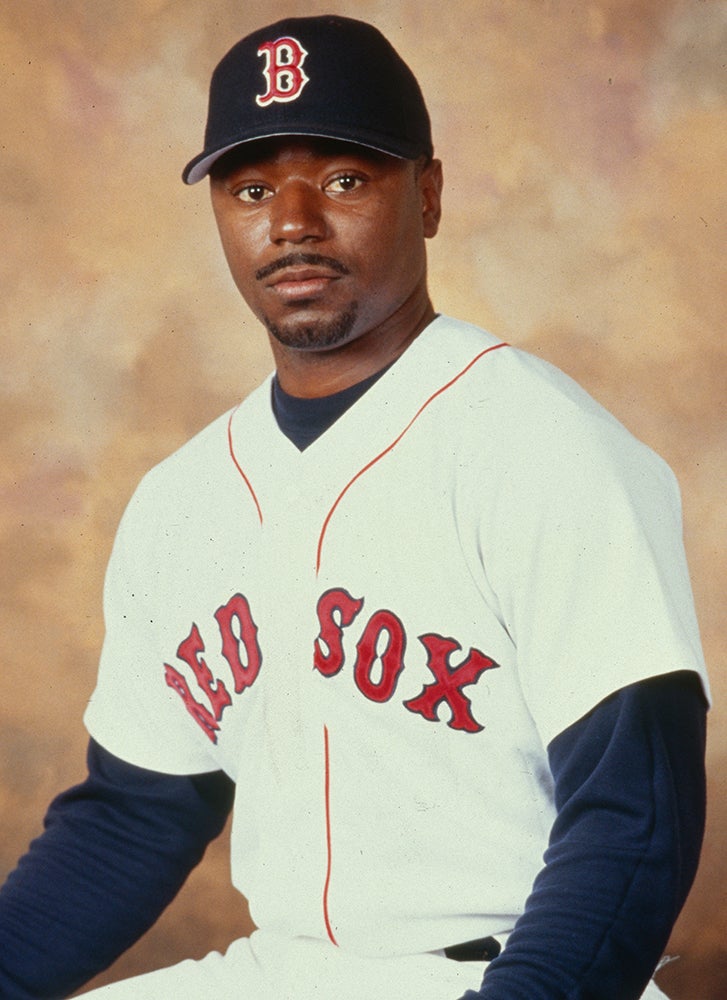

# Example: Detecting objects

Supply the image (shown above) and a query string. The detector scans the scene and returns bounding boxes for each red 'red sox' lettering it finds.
[403,635,497,733]
[354,610,407,703]
[214,593,262,693]
[313,591,407,701]
[166,588,500,741]
[164,623,232,742]
[165,660,223,743]
[313,588,364,677]
[165,594,261,744]
[314,588,498,731]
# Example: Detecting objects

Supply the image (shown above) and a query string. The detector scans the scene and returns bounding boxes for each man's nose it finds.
[269,183,328,244]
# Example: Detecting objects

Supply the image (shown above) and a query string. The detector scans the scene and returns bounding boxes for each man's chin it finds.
[264,305,358,351]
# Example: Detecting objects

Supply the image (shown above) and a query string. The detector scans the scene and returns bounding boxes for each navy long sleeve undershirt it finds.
[0,373,707,998]
[0,743,234,998]
[463,671,707,1000]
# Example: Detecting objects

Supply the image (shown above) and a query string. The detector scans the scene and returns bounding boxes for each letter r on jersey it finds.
[164,623,232,743]
[256,37,310,106]
[404,634,499,733]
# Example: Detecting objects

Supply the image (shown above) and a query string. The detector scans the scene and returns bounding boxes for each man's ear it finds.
[419,158,443,238]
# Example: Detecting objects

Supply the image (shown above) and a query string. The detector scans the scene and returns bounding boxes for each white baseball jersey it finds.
[84,315,708,960]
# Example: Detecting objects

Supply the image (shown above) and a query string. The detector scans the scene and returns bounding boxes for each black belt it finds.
[444,935,502,963]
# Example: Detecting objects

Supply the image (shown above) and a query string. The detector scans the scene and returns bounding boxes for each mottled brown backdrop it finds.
[1,1,725,996]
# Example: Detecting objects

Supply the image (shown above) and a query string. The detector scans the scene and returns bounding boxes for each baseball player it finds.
[0,15,709,1000]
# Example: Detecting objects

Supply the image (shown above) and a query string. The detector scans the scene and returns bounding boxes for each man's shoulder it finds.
[126,376,273,510]
[431,315,672,479]
[425,315,618,425]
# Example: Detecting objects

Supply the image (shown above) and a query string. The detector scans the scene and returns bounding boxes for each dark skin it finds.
[209,137,443,398]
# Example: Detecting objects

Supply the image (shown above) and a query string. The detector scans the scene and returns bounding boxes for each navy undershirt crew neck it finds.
[271,366,390,450]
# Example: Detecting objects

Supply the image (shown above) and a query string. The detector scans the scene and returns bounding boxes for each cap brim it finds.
[182,129,413,184]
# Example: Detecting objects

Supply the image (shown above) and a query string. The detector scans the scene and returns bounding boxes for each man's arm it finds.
[0,740,234,999]
[461,671,707,1000]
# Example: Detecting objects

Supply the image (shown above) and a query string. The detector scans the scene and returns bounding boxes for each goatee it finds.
[264,305,358,350]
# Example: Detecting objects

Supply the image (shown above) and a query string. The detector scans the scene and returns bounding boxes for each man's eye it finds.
[325,174,364,194]
[235,184,272,203]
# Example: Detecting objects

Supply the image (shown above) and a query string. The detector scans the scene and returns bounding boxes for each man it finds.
[0,15,709,1000]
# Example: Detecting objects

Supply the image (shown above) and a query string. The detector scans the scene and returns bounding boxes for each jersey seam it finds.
[315,341,509,573]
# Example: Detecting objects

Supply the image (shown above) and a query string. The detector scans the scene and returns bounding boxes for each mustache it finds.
[255,252,350,281]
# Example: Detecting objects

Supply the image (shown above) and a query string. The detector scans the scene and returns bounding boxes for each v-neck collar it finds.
[226,315,507,522]
[271,363,393,452]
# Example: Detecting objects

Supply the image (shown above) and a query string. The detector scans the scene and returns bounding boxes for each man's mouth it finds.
[256,252,349,293]
[255,253,351,305]
[266,265,344,300]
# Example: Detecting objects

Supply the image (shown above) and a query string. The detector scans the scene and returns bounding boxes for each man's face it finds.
[209,137,442,354]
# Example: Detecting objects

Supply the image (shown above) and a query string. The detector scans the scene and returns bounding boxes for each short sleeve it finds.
[84,473,220,775]
[484,353,709,746]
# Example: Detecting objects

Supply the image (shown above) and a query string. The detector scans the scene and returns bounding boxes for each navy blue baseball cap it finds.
[182,15,433,184]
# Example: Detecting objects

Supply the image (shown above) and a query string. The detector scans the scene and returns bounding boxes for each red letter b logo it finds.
[257,37,310,107]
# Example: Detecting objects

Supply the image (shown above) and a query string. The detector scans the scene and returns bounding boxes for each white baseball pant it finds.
[79,929,671,999]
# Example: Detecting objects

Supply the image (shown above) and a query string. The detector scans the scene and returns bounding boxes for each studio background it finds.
[1,1,725,995]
